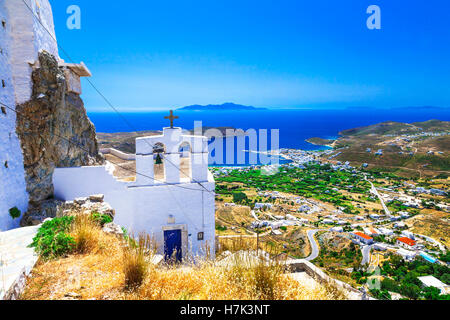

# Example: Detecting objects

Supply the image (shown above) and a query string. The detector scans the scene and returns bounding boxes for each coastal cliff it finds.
[16,51,104,225]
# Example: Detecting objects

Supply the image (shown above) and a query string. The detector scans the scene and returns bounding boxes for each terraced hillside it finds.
[311,120,450,177]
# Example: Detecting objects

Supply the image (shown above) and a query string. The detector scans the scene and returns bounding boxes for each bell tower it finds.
[134,111,209,186]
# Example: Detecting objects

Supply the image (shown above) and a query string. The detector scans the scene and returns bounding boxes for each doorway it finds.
[164,229,182,262]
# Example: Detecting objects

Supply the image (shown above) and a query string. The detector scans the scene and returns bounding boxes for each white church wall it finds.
[135,155,154,185]
[0,0,60,230]
[5,0,58,105]
[122,182,216,258]
[53,165,216,258]
[53,166,130,201]
[191,153,209,182]
[0,3,29,231]
[29,0,59,59]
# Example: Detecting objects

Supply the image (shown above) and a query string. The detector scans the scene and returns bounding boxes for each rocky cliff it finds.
[16,51,104,225]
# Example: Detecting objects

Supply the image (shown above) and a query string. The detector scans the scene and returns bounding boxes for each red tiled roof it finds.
[397,237,416,246]
[354,232,373,240]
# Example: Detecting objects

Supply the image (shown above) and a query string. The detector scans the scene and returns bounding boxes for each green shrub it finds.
[9,207,21,219]
[232,192,248,204]
[122,226,129,239]
[216,224,227,232]
[91,212,113,226]
[30,216,75,260]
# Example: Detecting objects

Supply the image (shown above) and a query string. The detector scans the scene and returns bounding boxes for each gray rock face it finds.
[20,199,63,226]
[89,194,105,203]
[16,51,104,225]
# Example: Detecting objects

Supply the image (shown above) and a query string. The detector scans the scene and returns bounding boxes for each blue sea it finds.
[88,107,450,166]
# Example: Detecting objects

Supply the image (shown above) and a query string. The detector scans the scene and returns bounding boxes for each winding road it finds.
[306,229,320,261]
[365,176,391,216]
[361,245,374,265]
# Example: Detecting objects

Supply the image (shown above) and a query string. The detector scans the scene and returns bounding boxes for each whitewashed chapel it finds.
[53,116,216,261]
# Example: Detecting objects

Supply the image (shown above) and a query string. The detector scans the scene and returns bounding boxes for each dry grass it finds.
[123,234,156,290]
[409,209,450,247]
[21,215,347,300]
[71,214,104,254]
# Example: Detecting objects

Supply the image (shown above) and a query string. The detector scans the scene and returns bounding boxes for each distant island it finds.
[178,102,267,111]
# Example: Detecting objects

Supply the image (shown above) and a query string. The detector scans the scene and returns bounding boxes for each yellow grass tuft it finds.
[71,214,104,254]
[122,234,155,290]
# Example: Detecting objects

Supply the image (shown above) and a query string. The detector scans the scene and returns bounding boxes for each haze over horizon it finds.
[50,0,450,112]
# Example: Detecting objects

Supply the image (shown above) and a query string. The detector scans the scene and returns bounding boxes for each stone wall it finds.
[286,259,372,300]
[17,51,104,223]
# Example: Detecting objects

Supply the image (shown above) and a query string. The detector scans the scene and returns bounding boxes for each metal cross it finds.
[164,110,179,128]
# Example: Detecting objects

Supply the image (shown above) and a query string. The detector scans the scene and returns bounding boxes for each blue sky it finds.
[48,0,450,111]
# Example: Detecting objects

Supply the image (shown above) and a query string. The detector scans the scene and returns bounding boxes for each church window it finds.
[179,141,192,181]
[153,143,166,181]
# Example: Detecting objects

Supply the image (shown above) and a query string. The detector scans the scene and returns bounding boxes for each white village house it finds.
[53,121,216,261]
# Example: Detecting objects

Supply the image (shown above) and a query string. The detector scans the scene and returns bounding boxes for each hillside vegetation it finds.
[339,120,450,136]
[317,120,450,177]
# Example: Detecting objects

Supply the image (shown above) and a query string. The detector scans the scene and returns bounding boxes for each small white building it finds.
[396,248,416,261]
[54,125,215,262]
[272,230,282,236]
[364,227,380,236]
[397,237,417,249]
[298,205,311,213]
[418,276,449,294]
[352,232,374,245]
[374,243,389,251]
[330,227,344,233]
[286,214,297,221]
[394,222,406,229]
[254,203,273,210]
[379,228,394,236]
[401,231,416,240]
[399,211,410,219]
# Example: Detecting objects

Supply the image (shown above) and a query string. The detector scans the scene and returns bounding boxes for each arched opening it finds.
[179,141,192,182]
[153,142,166,181]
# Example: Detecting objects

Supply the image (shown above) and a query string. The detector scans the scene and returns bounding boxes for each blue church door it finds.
[164,229,182,263]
